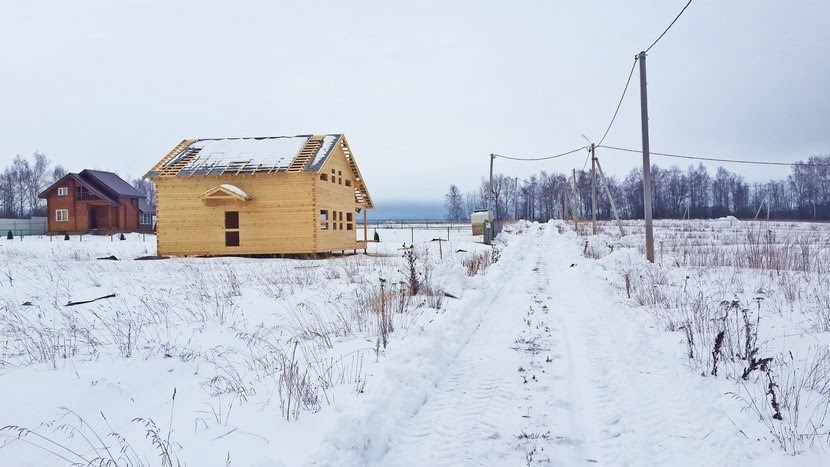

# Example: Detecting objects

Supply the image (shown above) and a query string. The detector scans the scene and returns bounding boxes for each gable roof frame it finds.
[332,134,373,209]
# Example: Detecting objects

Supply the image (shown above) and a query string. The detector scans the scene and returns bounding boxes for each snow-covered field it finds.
[1,220,828,465]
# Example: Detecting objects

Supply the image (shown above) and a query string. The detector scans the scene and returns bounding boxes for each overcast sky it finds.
[1,1,828,202]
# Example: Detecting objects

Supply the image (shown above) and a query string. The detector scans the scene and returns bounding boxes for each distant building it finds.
[38,170,153,234]
[145,134,373,256]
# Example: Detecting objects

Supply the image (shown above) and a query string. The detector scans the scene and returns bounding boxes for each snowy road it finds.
[316,222,761,465]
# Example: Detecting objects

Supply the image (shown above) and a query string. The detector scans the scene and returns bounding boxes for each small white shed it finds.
[470,210,491,235]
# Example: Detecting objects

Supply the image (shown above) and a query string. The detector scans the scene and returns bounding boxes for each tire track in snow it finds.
[315,222,760,465]
[379,226,549,465]
[536,222,758,465]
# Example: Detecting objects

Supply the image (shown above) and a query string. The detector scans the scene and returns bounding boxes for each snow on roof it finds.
[306,135,340,172]
[218,184,251,200]
[167,137,308,175]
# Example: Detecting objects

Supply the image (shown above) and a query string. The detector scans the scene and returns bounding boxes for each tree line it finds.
[0,152,155,219]
[445,154,830,222]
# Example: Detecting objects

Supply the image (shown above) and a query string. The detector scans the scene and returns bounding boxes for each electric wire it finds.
[597,57,638,147]
[493,146,588,162]
[645,0,693,53]
[598,145,830,167]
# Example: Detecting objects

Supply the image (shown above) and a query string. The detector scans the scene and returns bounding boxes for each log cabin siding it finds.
[45,178,81,233]
[41,173,144,234]
[148,134,371,256]
[155,173,339,255]
[314,143,362,252]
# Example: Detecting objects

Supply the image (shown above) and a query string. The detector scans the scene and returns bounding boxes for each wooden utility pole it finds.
[571,168,580,230]
[514,177,519,221]
[488,154,495,214]
[638,51,655,263]
[590,143,597,235]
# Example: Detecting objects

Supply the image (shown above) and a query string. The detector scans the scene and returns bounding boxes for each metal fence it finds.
[0,217,47,236]
[366,219,471,230]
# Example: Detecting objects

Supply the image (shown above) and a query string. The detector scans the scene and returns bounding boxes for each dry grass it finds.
[575,219,830,454]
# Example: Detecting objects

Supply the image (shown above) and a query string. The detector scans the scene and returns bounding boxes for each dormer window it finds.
[57,187,68,196]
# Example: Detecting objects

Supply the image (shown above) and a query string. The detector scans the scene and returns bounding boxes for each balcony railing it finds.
[76,192,102,201]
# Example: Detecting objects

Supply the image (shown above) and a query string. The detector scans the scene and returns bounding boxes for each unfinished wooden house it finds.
[145,134,373,256]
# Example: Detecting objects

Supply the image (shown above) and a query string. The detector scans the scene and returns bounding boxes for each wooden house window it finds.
[338,178,342,185]
[345,180,352,187]
[224,211,240,247]
[225,231,240,247]
[320,174,328,181]
[140,213,153,225]
[57,187,68,196]
[225,211,239,229]
[346,213,353,222]
[320,210,328,230]
[55,209,69,222]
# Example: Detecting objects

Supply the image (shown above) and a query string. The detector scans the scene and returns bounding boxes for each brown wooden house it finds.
[38,169,153,234]
[145,134,373,256]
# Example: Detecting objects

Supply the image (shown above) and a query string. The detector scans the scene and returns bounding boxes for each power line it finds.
[597,57,638,147]
[493,146,587,162]
[494,2,693,169]
[645,0,693,53]
[598,144,830,167]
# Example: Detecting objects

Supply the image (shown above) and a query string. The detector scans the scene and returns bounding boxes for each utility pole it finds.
[514,177,519,221]
[571,168,580,231]
[487,153,497,245]
[591,143,597,235]
[638,51,655,263]
[488,154,495,214]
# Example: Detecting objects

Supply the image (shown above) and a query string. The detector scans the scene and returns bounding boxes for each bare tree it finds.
[456,155,830,223]
[444,184,464,221]
[0,152,62,218]
[51,164,67,183]
[132,178,157,206]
